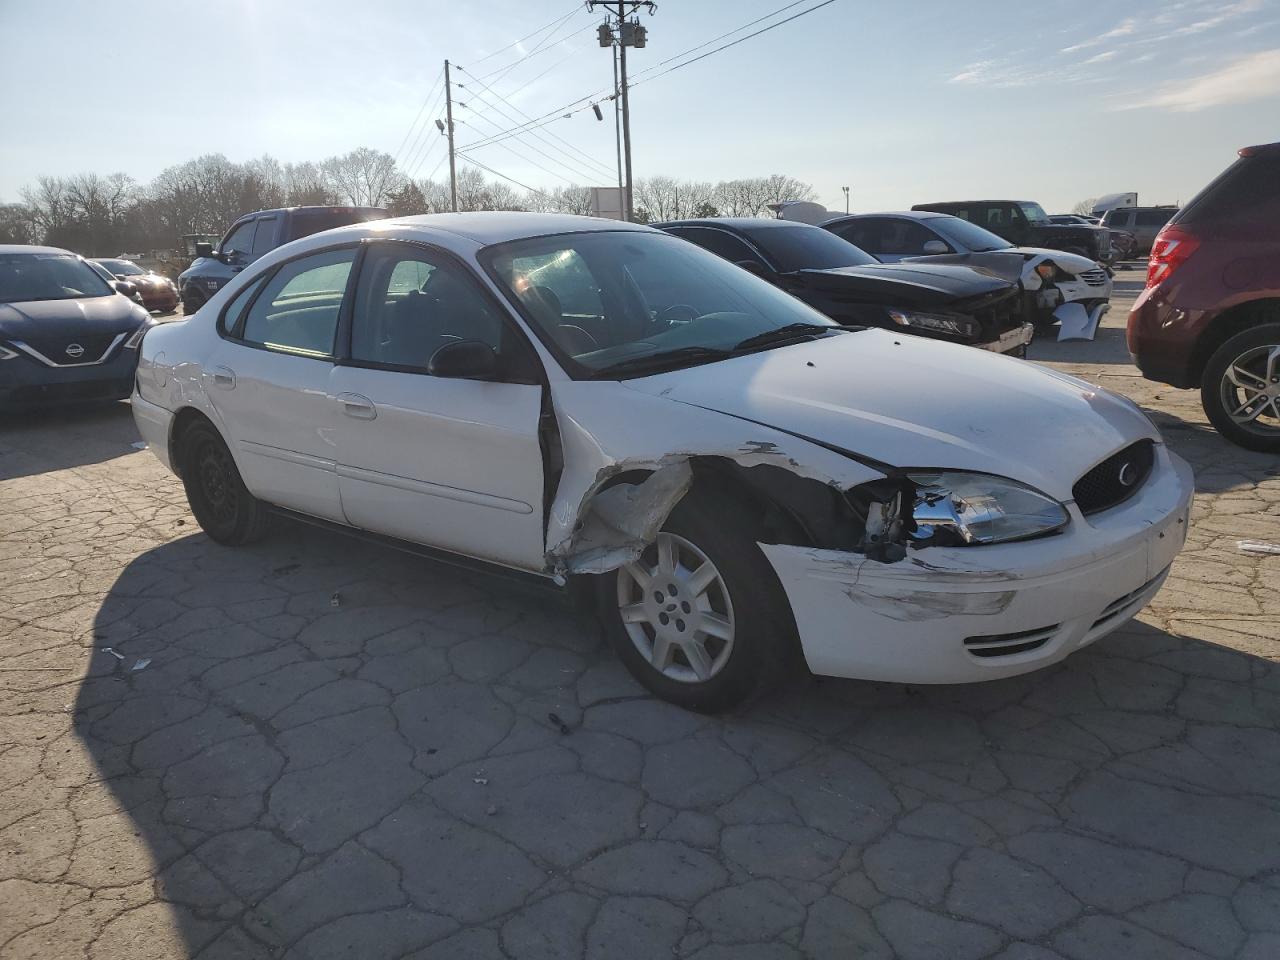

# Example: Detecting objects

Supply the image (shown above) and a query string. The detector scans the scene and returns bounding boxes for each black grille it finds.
[22,333,119,364]
[1072,440,1154,515]
[964,624,1059,658]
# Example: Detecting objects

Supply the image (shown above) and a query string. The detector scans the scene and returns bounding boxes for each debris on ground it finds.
[1238,540,1280,556]
[548,712,572,735]
[100,647,125,660]
[131,658,151,672]
[330,592,342,607]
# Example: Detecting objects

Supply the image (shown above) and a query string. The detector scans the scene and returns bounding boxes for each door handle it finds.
[335,392,377,420]
[210,365,236,389]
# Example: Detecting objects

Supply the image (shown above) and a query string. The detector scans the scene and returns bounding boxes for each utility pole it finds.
[612,43,625,217]
[591,1,655,222]
[444,59,458,212]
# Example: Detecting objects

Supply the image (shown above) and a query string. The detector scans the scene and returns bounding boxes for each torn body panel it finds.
[760,445,1193,684]
[544,380,885,575]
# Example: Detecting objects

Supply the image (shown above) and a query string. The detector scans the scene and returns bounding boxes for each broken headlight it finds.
[887,308,978,339]
[907,472,1069,545]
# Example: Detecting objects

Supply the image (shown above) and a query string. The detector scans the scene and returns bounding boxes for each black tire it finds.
[596,484,798,712]
[178,420,270,544]
[181,288,206,315]
[1201,322,1280,453]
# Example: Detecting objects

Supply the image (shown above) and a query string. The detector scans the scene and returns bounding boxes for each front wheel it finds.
[597,485,797,712]
[1201,322,1280,452]
[179,421,270,544]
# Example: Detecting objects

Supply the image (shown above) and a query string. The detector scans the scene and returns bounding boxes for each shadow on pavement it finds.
[0,401,139,481]
[72,518,1280,958]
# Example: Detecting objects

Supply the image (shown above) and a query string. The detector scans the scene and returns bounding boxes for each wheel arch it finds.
[1191,297,1280,384]
[168,406,222,479]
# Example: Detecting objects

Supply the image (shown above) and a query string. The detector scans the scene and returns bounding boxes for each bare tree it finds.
[634,176,716,221]
[321,148,405,207]
[0,202,35,244]
[284,161,339,206]
[1071,197,1098,216]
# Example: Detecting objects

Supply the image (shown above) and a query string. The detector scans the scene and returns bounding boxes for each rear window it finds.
[285,208,390,243]
[1176,156,1279,226]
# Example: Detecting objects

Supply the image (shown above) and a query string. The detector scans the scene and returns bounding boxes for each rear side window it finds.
[670,228,763,267]
[240,248,355,358]
[827,219,883,252]
[251,217,277,254]
[286,209,390,243]
[219,276,267,335]
[1177,156,1279,226]
[1136,209,1174,227]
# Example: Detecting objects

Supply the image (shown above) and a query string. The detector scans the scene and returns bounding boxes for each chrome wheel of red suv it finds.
[1202,324,1280,453]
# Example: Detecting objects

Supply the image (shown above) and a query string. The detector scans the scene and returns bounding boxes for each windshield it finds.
[96,259,145,276]
[1018,202,1050,225]
[0,253,115,304]
[481,230,841,378]
[750,224,876,271]
[928,216,1013,253]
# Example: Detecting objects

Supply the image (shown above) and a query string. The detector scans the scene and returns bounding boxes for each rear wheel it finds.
[1201,322,1280,452]
[179,421,270,544]
[597,485,797,712]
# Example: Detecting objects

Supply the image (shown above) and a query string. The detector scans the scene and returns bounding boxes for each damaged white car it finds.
[132,213,1193,711]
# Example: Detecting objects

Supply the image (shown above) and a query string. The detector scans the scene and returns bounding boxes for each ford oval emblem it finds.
[65,343,85,359]
[1118,462,1137,488]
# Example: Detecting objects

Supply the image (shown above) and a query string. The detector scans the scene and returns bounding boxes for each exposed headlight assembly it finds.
[887,308,979,339]
[907,471,1069,545]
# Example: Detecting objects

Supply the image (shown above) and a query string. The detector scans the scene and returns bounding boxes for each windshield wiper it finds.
[592,345,733,377]
[731,322,836,353]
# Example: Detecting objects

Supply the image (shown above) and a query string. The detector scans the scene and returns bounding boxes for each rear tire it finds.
[596,484,797,712]
[1201,322,1280,453]
[178,421,270,545]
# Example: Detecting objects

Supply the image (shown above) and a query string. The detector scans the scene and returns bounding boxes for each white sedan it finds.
[132,213,1193,711]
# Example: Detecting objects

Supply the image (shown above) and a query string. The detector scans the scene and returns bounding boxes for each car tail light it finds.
[1145,226,1200,289]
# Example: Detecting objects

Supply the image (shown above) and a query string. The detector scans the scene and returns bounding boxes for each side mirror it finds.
[428,339,498,380]
[921,240,949,255]
[735,259,768,277]
[113,280,137,297]
[194,242,214,258]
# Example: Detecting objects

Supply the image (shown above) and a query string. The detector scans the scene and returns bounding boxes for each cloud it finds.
[1062,17,1137,54]
[1083,50,1117,65]
[1169,0,1262,37]
[1124,48,1280,111]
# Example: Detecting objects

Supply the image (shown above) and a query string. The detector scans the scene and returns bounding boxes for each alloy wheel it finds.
[616,533,736,684]
[1220,343,1280,436]
[196,440,239,529]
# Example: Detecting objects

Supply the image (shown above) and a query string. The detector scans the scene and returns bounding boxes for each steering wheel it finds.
[658,304,700,325]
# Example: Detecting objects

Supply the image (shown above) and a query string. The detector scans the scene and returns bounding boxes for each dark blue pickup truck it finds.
[179,206,389,312]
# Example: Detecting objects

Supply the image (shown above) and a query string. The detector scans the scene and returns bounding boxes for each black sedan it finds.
[1,245,155,409]
[657,219,1031,354]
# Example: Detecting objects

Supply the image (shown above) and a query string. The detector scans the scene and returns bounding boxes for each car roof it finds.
[1240,142,1280,158]
[384,211,655,245]
[656,218,819,231]
[238,205,390,218]
[824,211,949,223]
[914,201,1035,207]
[0,244,76,256]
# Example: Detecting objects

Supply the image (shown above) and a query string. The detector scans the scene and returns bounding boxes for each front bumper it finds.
[761,445,1194,684]
[0,346,140,409]
[975,322,1034,354]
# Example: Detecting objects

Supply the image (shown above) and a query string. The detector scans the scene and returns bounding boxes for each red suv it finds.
[1128,143,1280,451]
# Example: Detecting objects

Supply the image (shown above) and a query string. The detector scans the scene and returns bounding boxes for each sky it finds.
[2,0,1279,215]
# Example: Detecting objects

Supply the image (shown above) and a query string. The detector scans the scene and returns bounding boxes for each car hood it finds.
[0,295,146,338]
[622,329,1156,500]
[903,247,1100,284]
[792,262,1012,307]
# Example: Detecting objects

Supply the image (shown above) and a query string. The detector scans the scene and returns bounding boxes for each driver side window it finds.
[221,220,257,258]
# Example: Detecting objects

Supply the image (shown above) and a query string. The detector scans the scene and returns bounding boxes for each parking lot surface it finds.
[2,275,1279,959]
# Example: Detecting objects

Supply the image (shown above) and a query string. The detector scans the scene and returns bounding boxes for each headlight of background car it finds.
[907,471,1069,545]
[124,320,157,350]
[887,308,979,339]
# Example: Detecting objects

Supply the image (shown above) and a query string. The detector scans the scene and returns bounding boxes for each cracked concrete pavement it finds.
[2,275,1279,959]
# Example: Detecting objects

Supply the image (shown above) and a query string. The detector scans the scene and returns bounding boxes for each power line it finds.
[390,68,444,169]
[458,69,615,181]
[477,10,594,86]
[455,153,554,200]
[399,82,449,179]
[631,0,841,88]
[456,116,594,186]
[465,4,582,70]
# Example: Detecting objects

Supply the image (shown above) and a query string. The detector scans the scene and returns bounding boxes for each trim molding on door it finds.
[336,463,534,514]
[239,440,336,471]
